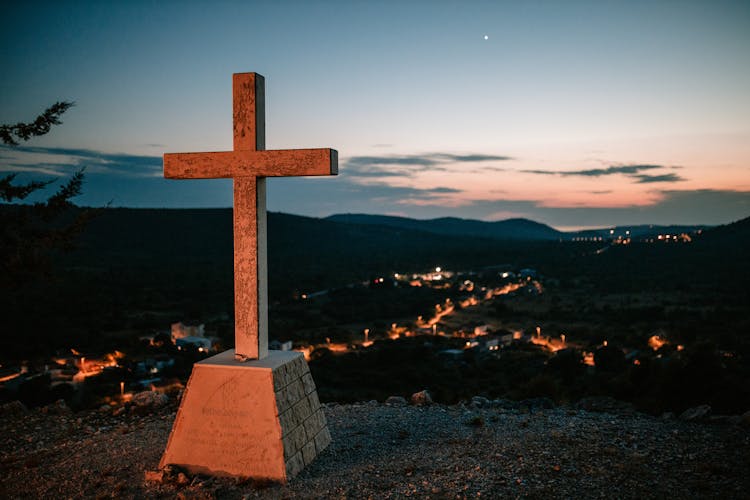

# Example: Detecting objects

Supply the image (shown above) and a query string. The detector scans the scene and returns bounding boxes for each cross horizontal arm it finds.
[164,148,338,179]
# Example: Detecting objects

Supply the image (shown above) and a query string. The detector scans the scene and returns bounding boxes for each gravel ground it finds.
[1,399,749,499]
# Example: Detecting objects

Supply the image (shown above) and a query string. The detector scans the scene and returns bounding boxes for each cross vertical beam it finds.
[233,73,267,360]
[163,72,337,362]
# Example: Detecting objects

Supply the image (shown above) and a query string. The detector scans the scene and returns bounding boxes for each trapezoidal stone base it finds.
[159,349,330,481]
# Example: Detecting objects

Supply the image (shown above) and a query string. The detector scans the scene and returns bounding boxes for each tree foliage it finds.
[1,102,96,289]
[0,101,74,146]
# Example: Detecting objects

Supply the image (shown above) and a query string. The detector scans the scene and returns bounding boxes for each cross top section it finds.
[164,73,338,360]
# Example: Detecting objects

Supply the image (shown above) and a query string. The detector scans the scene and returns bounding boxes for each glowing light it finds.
[583,352,595,366]
[435,266,441,272]
[648,335,668,351]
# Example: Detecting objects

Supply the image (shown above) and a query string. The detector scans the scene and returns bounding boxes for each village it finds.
[0,263,694,412]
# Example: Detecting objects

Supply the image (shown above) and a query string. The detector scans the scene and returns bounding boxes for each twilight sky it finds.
[1,0,749,230]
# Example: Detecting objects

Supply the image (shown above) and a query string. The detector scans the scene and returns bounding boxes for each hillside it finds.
[2,206,748,360]
[327,213,564,240]
[60,208,551,297]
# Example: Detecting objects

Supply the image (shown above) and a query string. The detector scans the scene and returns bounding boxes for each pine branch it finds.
[44,168,85,214]
[0,173,54,202]
[0,101,75,146]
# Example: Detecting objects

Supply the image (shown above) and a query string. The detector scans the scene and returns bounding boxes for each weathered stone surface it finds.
[307,390,321,413]
[163,72,337,361]
[301,372,316,395]
[285,451,305,479]
[301,439,317,466]
[303,410,325,440]
[160,72,335,481]
[161,350,293,480]
[161,347,329,481]
[313,426,332,454]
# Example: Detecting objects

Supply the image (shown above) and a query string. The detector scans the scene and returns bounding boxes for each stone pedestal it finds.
[160,349,330,481]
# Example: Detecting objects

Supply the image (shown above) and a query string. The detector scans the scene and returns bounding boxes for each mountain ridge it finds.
[326,213,563,240]
[325,212,714,241]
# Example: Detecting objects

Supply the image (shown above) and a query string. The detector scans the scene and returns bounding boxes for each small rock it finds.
[385,396,407,406]
[132,391,169,408]
[470,396,490,408]
[679,405,712,421]
[144,470,164,483]
[410,390,433,406]
[176,472,190,485]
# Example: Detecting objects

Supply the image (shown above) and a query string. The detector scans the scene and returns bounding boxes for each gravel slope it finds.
[1,400,749,499]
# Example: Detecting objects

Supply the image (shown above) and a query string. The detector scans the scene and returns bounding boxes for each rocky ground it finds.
[1,395,749,499]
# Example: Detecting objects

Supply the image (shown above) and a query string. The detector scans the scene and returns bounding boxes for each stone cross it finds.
[164,73,337,361]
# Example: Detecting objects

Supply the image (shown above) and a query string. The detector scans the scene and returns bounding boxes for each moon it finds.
[484,35,489,40]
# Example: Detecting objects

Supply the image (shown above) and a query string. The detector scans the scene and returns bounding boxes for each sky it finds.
[1,0,749,230]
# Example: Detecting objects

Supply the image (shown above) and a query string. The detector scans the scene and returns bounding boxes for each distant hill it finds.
[326,213,712,241]
[697,215,750,246]
[56,208,546,298]
[326,213,564,240]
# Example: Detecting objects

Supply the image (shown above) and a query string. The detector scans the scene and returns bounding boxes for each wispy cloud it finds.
[0,145,162,178]
[521,164,685,183]
[633,173,685,183]
[522,164,659,177]
[345,152,513,178]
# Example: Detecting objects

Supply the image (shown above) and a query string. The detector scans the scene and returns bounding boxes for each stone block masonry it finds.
[160,349,329,482]
[273,352,331,478]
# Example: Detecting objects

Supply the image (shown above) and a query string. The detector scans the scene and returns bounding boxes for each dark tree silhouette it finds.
[0,101,74,146]
[1,102,96,289]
